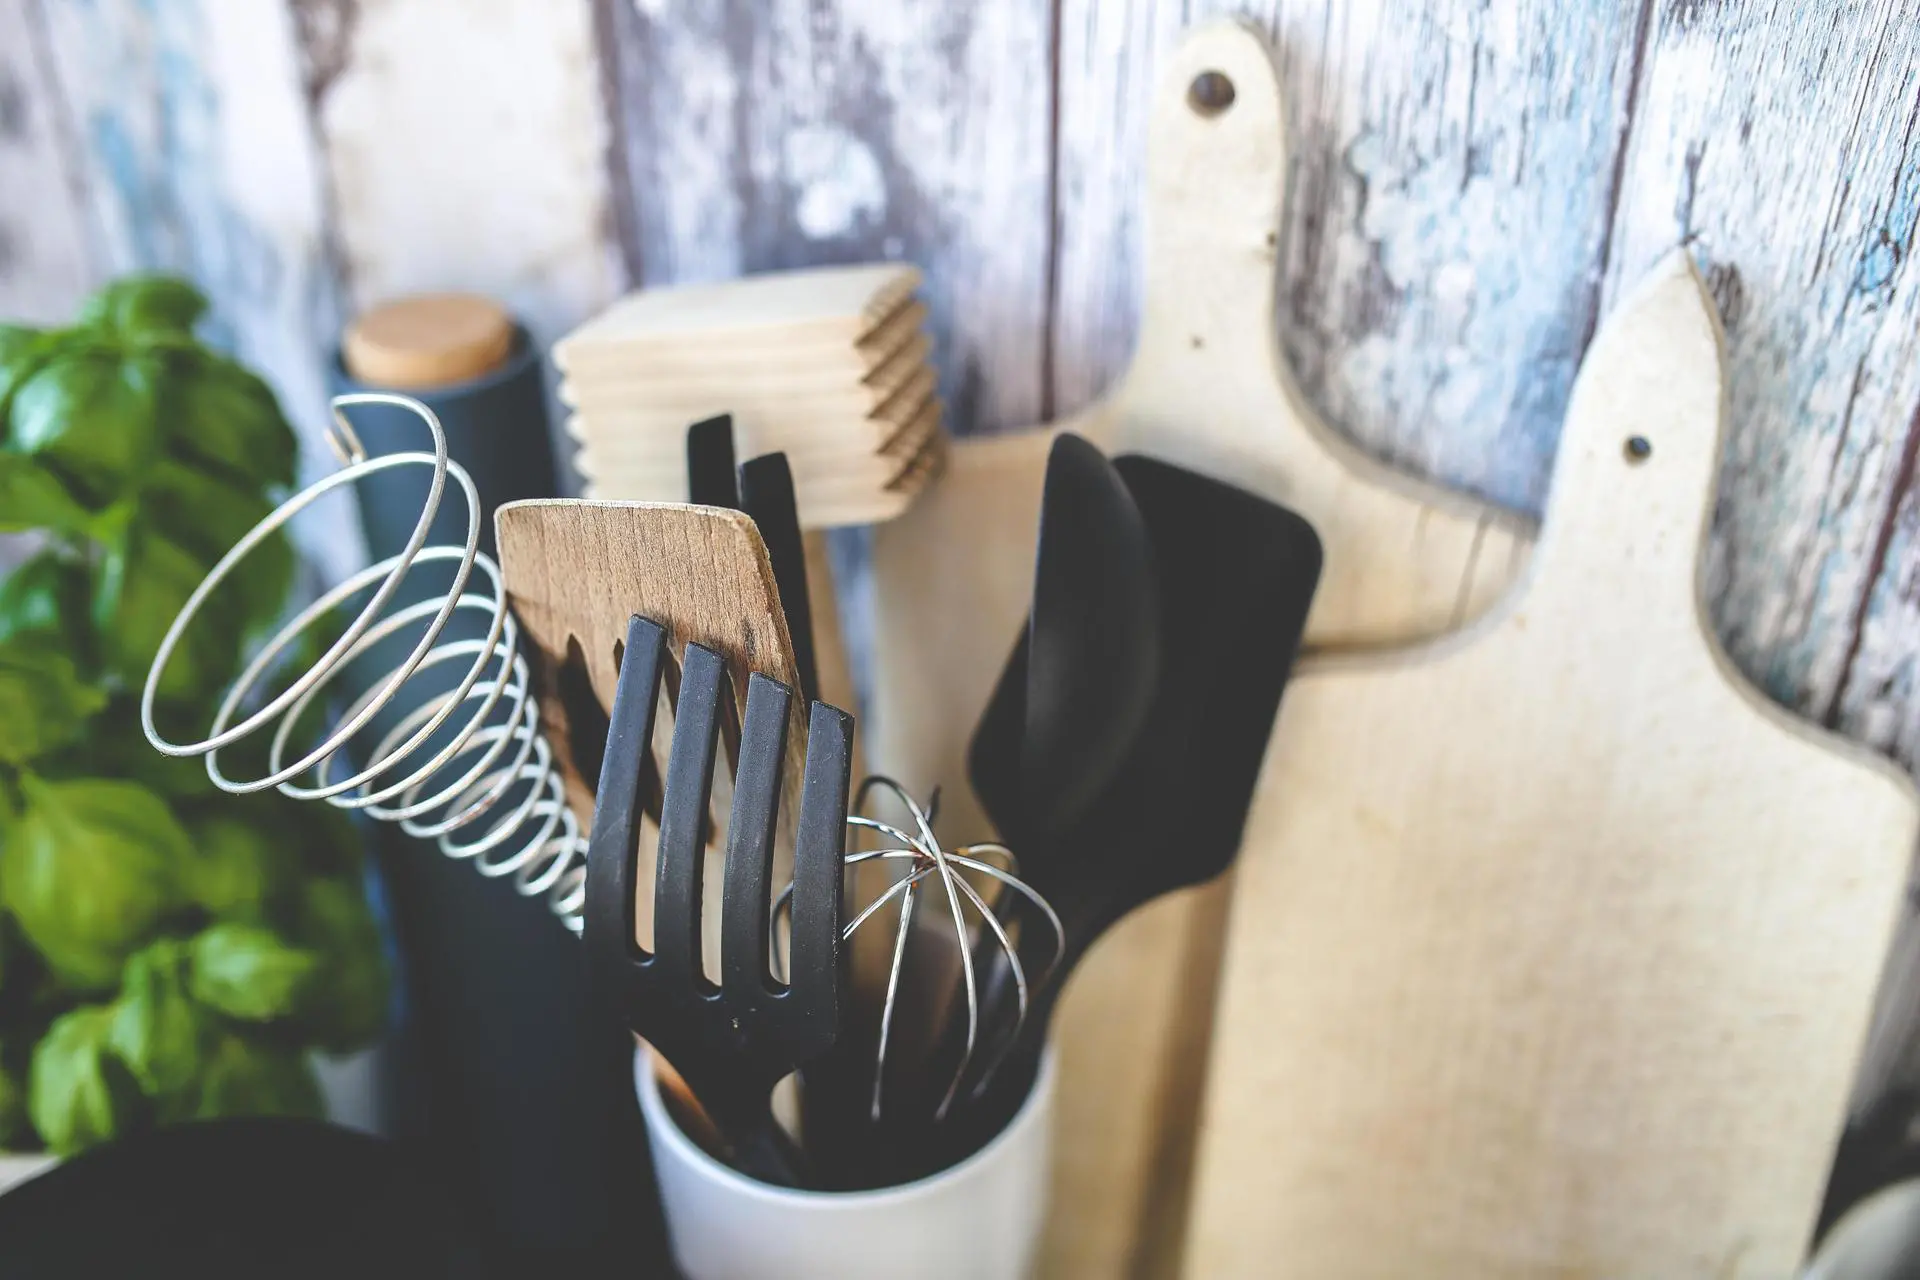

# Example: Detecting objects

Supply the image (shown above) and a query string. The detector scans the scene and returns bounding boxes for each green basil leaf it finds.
[286,875,389,1053]
[1,776,187,990]
[140,458,291,636]
[7,350,161,506]
[0,325,42,373]
[188,1030,320,1122]
[0,639,105,766]
[160,352,297,491]
[189,922,318,1022]
[0,550,91,654]
[28,1003,146,1154]
[78,276,208,338]
[106,938,208,1115]
[95,526,239,703]
[0,454,94,535]
[181,814,297,922]
[0,326,58,436]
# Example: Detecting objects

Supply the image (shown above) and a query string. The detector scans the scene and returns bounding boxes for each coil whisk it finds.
[140,394,591,931]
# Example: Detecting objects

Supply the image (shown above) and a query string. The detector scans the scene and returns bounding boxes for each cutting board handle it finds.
[1527,251,1728,621]
[1135,19,1290,377]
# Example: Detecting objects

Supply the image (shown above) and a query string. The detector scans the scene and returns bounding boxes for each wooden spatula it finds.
[495,498,806,828]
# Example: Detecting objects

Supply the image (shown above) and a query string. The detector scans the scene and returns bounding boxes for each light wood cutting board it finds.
[1183,254,1920,1278]
[865,18,1533,1277]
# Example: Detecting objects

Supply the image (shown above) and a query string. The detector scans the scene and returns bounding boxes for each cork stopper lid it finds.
[343,294,514,390]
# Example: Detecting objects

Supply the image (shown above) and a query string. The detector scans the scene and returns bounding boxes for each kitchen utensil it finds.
[1185,254,1920,1279]
[685,414,737,508]
[557,264,943,529]
[863,19,1533,1273]
[1806,1180,1920,1280]
[585,615,853,1187]
[494,498,805,823]
[681,415,819,705]
[554,264,920,366]
[792,775,1060,1191]
[949,453,1321,1159]
[971,432,1160,847]
[331,300,648,1265]
[142,395,595,930]
[637,1044,1054,1280]
[739,453,819,707]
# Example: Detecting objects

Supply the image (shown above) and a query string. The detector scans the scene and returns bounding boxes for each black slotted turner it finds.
[585,614,854,1187]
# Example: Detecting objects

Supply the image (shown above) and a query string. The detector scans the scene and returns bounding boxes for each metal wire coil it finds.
[141,393,590,931]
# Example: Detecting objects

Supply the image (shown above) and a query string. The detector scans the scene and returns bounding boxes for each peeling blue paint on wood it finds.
[0,0,94,323]
[598,0,1055,436]
[38,0,355,579]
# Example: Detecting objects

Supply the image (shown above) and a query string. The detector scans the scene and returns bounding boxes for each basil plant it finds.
[0,277,388,1154]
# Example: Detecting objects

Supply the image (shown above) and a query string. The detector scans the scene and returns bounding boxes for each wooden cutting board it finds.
[1183,254,1920,1278]
[865,18,1532,1277]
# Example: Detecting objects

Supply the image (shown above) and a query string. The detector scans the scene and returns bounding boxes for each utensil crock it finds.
[634,1045,1053,1280]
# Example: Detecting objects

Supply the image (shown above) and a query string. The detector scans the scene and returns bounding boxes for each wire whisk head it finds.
[779,775,1062,1125]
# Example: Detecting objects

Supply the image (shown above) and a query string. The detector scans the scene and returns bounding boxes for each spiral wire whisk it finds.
[140,394,591,931]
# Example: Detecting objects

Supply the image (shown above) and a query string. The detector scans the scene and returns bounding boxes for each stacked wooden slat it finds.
[554,264,946,528]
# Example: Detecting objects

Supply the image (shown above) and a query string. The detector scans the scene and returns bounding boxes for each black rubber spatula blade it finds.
[1102,454,1323,892]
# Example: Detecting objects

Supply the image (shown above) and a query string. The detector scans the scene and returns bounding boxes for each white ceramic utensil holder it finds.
[634,1046,1054,1280]
[1804,1180,1920,1280]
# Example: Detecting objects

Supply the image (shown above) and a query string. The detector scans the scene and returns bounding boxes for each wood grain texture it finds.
[496,498,803,807]
[595,0,1054,436]
[1051,0,1646,513]
[1186,254,1920,1280]
[497,498,807,984]
[36,0,357,579]
[1587,6,1920,1115]
[0,0,95,324]
[867,23,1535,1275]
[294,0,625,352]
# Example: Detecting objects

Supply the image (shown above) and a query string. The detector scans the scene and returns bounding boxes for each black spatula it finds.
[948,452,1322,1160]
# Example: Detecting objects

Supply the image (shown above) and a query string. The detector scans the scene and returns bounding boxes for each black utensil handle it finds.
[687,414,740,507]
[739,452,818,705]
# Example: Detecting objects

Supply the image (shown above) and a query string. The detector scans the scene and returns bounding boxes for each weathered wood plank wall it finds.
[7,0,1920,1156]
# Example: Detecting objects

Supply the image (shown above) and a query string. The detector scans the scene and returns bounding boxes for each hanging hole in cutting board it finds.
[1188,70,1235,117]
[1624,435,1653,463]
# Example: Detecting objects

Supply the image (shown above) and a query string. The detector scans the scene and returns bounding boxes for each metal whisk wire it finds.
[775,775,1064,1123]
[140,393,591,930]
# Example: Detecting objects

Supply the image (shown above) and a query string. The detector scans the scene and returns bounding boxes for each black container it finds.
[329,325,665,1270]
